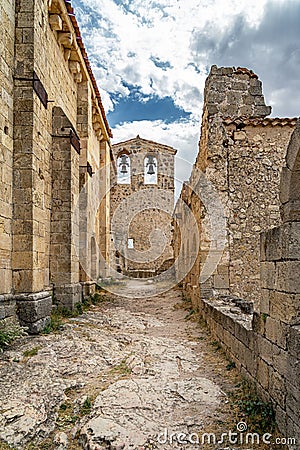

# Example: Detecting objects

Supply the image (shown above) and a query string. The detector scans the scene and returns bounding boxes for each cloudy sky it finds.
[72,0,300,186]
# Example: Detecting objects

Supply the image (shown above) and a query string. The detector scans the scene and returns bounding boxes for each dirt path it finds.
[0,284,242,450]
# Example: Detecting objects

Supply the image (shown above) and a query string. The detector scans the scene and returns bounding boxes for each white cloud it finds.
[74,0,268,115]
[73,0,300,177]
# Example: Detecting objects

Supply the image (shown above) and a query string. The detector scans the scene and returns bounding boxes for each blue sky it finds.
[72,0,300,184]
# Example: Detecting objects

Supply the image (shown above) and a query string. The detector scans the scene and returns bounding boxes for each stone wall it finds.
[0,0,112,331]
[0,0,15,319]
[110,136,176,277]
[174,66,300,446]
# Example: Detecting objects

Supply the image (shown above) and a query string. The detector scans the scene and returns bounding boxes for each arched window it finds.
[144,155,157,184]
[117,153,131,184]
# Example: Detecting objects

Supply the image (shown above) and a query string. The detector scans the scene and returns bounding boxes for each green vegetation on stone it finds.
[0,319,26,351]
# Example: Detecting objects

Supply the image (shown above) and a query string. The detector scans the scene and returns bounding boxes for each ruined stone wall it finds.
[174,66,300,446]
[0,0,15,318]
[194,128,300,445]
[110,137,176,277]
[176,66,295,306]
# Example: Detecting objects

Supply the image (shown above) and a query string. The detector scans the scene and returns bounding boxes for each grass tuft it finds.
[232,380,276,433]
[0,319,27,351]
[43,292,110,335]
[23,347,39,358]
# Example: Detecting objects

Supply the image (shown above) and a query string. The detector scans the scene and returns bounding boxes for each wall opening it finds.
[117,153,131,184]
[128,238,134,249]
[144,155,157,184]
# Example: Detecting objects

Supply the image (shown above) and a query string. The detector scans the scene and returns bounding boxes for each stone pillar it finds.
[258,222,300,443]
[99,140,112,278]
[12,0,52,333]
[50,107,81,308]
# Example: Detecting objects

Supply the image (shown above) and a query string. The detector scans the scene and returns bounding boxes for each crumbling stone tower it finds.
[110,136,177,278]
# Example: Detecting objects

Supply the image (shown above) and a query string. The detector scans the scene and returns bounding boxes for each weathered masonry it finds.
[174,66,300,446]
[0,0,112,332]
[110,136,176,278]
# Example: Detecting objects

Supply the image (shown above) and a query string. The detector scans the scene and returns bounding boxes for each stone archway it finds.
[280,119,300,222]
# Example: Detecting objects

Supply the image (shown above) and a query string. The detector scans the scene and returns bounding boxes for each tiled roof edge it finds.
[223,117,298,127]
[112,136,177,153]
[65,0,113,138]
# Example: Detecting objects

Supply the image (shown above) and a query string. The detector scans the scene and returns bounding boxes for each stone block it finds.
[265,317,287,349]
[249,81,262,95]
[12,251,33,269]
[49,14,62,31]
[276,261,300,293]
[286,392,300,439]
[260,289,270,314]
[260,261,275,289]
[263,226,282,261]
[239,105,253,116]
[231,81,246,91]
[254,334,274,365]
[16,292,52,321]
[54,282,82,309]
[16,291,52,333]
[213,274,229,289]
[233,131,247,141]
[287,324,300,357]
[255,105,272,116]
[13,269,33,293]
[254,95,266,106]
[285,354,300,385]
[27,316,50,334]
[268,367,286,408]
[240,344,257,377]
[272,348,289,376]
[252,312,266,336]
[281,222,300,260]
[0,295,16,320]
[234,321,252,347]
[269,291,300,324]
[279,167,292,205]
[257,358,269,389]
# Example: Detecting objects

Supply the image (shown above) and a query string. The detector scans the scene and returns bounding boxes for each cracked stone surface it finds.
[0,284,238,449]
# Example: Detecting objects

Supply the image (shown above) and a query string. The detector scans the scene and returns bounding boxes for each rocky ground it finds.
[0,282,275,450]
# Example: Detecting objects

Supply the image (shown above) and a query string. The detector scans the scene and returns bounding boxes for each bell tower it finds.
[109,135,177,278]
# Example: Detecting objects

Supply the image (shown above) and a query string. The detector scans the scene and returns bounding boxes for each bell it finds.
[120,164,128,174]
[147,163,155,175]
[120,155,128,164]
